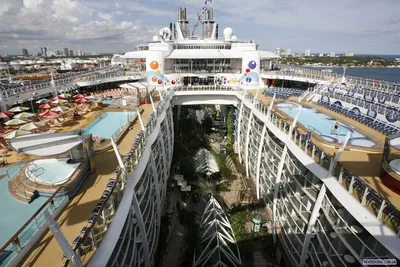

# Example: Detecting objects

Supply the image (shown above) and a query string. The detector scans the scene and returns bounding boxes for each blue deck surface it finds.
[0,165,47,248]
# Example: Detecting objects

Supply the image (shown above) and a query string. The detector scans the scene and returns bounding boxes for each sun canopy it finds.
[193,196,242,267]
[193,149,219,176]
[7,130,86,156]
[119,82,149,90]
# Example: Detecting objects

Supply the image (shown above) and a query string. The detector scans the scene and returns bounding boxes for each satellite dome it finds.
[223,27,233,41]
[153,35,160,42]
[231,35,238,42]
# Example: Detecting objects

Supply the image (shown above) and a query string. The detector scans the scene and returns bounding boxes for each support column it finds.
[158,123,169,196]
[236,101,244,163]
[149,154,162,260]
[137,108,145,131]
[169,107,175,161]
[44,211,83,267]
[149,94,157,115]
[245,111,253,177]
[255,124,267,199]
[299,184,327,267]
[266,94,276,119]
[131,185,151,267]
[328,132,351,175]
[111,138,127,183]
[272,107,302,244]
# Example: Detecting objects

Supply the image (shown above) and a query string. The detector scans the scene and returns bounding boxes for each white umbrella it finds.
[5,118,28,126]
[14,112,36,119]
[3,130,31,139]
[36,99,52,104]
[52,99,68,104]
[51,106,70,112]
[9,106,29,112]
[86,95,95,99]
[19,121,45,131]
[59,93,71,98]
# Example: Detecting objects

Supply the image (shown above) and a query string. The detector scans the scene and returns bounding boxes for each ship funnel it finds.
[202,7,215,39]
[177,7,189,39]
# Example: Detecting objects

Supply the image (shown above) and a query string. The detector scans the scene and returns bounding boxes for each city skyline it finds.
[0,0,399,55]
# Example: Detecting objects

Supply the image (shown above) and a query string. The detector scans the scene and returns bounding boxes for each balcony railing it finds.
[0,187,68,266]
[244,91,400,234]
[63,91,171,266]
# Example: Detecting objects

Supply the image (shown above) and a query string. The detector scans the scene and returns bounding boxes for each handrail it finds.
[63,92,169,266]
[307,125,323,136]
[0,187,67,256]
[245,90,400,232]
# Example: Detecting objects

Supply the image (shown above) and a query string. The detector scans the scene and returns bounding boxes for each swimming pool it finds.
[83,111,136,138]
[26,158,81,185]
[276,103,375,148]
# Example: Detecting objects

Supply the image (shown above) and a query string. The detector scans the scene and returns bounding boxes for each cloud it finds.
[0,0,399,55]
[98,12,113,22]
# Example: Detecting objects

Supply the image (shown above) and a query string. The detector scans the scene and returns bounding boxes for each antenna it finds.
[192,0,213,36]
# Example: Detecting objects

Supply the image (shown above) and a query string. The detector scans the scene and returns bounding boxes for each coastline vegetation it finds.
[278,55,400,68]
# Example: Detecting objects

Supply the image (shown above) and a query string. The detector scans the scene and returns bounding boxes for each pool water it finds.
[26,158,80,185]
[83,111,136,138]
[0,165,47,250]
[276,103,375,148]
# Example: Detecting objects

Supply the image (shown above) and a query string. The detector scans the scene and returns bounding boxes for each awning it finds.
[119,82,150,89]
[7,130,86,157]
[166,50,239,59]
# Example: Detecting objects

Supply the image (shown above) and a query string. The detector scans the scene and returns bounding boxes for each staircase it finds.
[8,162,44,203]
[252,251,269,267]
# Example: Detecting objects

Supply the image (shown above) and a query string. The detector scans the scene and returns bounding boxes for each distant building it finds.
[286,48,292,56]
[329,52,335,57]
[76,50,82,56]
[63,48,69,57]
[343,53,354,57]
[22,48,29,57]
[47,50,57,57]
[275,48,281,56]
[40,47,47,57]
[69,49,74,56]
[319,53,324,57]
[305,49,311,57]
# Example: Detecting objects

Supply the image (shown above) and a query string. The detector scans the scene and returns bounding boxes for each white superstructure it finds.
[120,7,277,89]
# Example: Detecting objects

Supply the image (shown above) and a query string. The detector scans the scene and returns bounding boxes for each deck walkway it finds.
[249,90,400,211]
[19,103,156,267]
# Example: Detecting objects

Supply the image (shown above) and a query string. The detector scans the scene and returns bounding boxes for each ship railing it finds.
[63,91,171,266]
[271,66,400,94]
[245,90,400,234]
[334,163,400,234]
[111,112,139,143]
[174,85,242,92]
[0,187,68,267]
[1,70,145,98]
[321,195,389,262]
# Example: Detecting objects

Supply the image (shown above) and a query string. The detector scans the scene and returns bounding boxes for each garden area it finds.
[163,105,278,267]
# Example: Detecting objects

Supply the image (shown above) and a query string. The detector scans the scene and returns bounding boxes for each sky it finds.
[0,0,399,55]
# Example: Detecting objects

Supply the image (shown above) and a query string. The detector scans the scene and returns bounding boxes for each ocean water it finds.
[308,67,400,83]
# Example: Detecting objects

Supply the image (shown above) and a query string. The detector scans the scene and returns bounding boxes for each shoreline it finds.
[288,65,400,69]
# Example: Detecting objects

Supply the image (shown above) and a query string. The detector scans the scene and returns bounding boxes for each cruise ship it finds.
[0,5,400,267]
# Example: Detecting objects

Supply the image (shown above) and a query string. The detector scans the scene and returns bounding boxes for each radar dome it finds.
[223,27,233,41]
[231,35,238,42]
[153,35,160,42]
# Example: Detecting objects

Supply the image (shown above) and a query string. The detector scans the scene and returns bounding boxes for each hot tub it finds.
[26,158,81,185]
[389,159,400,176]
